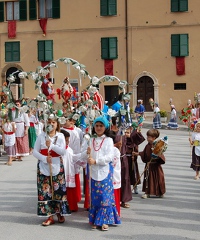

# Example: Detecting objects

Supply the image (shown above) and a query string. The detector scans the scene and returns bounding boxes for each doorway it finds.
[137,76,154,111]
[104,85,119,107]
[6,67,21,99]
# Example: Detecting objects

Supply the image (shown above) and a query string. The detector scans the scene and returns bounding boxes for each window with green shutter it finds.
[100,0,117,16]
[101,37,118,59]
[38,40,53,61]
[29,0,37,20]
[19,0,27,21]
[0,2,4,22]
[171,34,189,57]
[171,0,188,12]
[5,42,20,62]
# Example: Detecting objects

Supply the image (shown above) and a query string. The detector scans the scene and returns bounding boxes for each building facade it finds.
[0,0,199,112]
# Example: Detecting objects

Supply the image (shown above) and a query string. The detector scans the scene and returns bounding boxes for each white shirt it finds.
[112,147,121,189]
[192,132,200,156]
[33,132,66,176]
[63,146,87,187]
[2,122,16,146]
[90,135,114,181]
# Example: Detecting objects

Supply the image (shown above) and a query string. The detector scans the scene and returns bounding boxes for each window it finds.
[0,2,4,22]
[38,0,60,19]
[6,0,27,21]
[171,34,189,57]
[101,37,118,59]
[171,0,188,12]
[174,83,186,90]
[38,40,53,61]
[100,0,117,16]
[5,42,20,62]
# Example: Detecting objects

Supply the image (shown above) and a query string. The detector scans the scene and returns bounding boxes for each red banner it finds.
[39,18,47,36]
[8,20,16,38]
[104,59,113,75]
[176,57,185,75]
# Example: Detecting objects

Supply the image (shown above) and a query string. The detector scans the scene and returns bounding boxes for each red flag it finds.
[39,18,47,36]
[176,57,185,75]
[104,60,113,75]
[8,20,16,38]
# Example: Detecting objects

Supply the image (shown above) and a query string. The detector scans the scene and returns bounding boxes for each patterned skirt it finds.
[89,164,121,226]
[37,160,71,217]
[153,113,162,129]
[15,134,29,156]
[167,118,179,129]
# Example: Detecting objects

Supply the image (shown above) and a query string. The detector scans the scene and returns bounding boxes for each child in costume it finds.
[87,116,121,231]
[133,129,166,199]
[167,105,179,130]
[2,117,16,165]
[28,109,37,154]
[110,131,121,216]
[189,121,200,180]
[153,103,162,129]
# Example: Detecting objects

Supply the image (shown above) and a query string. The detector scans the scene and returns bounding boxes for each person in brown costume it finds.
[115,126,145,208]
[128,124,145,194]
[133,129,166,199]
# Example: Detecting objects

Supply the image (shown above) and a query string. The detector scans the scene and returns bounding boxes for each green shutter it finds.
[38,41,45,61]
[180,34,188,56]
[0,2,4,22]
[179,0,188,12]
[19,0,27,21]
[29,0,37,20]
[5,42,20,62]
[13,42,20,61]
[108,0,117,16]
[171,34,180,57]
[52,0,60,19]
[45,40,53,61]
[171,0,179,12]
[100,0,108,16]
[101,38,109,59]
[109,37,118,59]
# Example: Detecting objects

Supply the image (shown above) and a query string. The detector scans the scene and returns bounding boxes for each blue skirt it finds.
[89,164,121,226]
[167,118,179,129]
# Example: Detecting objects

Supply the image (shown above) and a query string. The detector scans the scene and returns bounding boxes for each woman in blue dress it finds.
[87,116,121,231]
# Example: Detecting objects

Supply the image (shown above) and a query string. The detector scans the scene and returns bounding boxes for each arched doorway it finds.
[132,71,159,112]
[137,76,154,111]
[6,67,21,100]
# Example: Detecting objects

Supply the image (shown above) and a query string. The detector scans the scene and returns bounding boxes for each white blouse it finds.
[90,135,114,181]
[112,147,121,189]
[2,122,16,146]
[192,132,200,156]
[33,132,66,176]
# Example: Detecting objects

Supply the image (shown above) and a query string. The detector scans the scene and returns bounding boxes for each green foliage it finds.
[160,110,167,117]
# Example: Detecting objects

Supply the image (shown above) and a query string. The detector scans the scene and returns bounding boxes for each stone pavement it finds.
[0,127,199,240]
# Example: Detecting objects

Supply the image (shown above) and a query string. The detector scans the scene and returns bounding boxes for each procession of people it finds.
[0,68,198,232]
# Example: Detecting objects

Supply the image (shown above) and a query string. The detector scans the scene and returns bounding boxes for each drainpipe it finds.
[125,0,129,93]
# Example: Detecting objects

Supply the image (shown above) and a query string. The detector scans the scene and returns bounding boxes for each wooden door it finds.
[137,76,154,111]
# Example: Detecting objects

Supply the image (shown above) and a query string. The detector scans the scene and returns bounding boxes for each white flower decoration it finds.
[7,75,15,82]
[85,118,89,125]
[58,117,66,125]
[79,105,87,112]
[31,73,38,81]
[37,81,43,87]
[72,113,80,121]
[39,68,49,76]
[18,72,27,79]
[119,81,127,89]
[64,59,71,64]
[92,76,99,85]
[108,109,117,117]
[120,109,127,116]
[87,99,93,107]
[80,69,85,76]
[88,86,97,95]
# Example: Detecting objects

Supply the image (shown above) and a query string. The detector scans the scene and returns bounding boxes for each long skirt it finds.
[167,118,179,129]
[190,147,200,171]
[15,135,29,156]
[153,113,162,129]
[37,161,71,217]
[5,144,16,157]
[28,126,37,149]
[89,164,121,226]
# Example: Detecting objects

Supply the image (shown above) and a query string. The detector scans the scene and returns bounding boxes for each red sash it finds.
[40,149,60,157]
[30,122,34,127]
[4,131,14,135]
